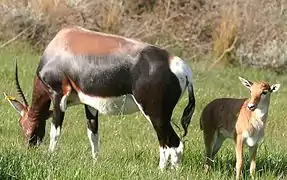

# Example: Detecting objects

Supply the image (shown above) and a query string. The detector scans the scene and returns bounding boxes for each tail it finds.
[180,77,195,138]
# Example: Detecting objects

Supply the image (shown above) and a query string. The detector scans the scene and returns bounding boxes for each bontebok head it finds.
[4,62,52,146]
[239,76,280,111]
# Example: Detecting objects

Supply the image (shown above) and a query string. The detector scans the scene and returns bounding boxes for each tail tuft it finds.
[180,78,195,138]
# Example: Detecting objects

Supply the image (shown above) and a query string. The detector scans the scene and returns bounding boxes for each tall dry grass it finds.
[0,0,287,71]
[211,9,238,68]
[100,0,123,33]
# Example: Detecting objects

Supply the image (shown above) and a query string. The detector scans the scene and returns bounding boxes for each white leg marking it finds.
[159,146,171,170]
[159,141,184,170]
[87,128,99,160]
[49,123,61,152]
[169,141,184,169]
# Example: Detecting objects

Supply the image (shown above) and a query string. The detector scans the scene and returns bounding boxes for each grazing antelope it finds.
[4,26,195,169]
[200,76,280,179]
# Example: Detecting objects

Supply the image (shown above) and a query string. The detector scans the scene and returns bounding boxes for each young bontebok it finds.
[4,26,195,169]
[200,76,280,179]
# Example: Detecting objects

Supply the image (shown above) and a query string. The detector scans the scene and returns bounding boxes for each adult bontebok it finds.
[200,76,280,179]
[4,26,195,169]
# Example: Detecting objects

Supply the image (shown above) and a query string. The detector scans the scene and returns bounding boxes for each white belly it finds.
[78,92,139,115]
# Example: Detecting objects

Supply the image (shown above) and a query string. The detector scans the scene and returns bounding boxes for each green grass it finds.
[0,43,287,180]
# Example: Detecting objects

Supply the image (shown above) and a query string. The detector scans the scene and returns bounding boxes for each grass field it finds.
[0,43,287,180]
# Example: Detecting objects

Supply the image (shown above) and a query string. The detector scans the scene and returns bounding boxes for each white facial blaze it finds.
[49,123,61,152]
[87,128,99,159]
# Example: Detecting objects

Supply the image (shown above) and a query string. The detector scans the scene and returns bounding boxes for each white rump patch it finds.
[169,56,193,97]
[159,141,184,170]
[78,92,139,115]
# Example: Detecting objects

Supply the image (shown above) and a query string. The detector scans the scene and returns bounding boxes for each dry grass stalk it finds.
[100,0,123,33]
[0,27,31,48]
[211,10,237,68]
[1,0,287,71]
[209,36,237,70]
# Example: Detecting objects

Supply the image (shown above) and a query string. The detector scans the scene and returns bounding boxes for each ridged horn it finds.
[15,60,29,106]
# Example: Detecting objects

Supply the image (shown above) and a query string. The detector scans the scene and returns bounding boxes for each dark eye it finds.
[262,91,268,95]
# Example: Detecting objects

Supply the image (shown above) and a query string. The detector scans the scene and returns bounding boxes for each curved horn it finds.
[15,60,29,106]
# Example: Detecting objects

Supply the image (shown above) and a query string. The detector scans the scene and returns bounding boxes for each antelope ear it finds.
[4,92,27,116]
[239,76,253,89]
[271,84,280,92]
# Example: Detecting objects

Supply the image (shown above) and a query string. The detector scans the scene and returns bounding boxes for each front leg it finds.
[49,93,65,152]
[249,144,258,179]
[235,135,244,180]
[85,105,99,160]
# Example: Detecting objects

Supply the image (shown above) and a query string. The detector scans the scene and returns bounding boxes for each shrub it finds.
[0,0,286,71]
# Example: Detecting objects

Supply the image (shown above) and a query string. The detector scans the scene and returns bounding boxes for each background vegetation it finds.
[0,0,287,71]
[0,0,287,179]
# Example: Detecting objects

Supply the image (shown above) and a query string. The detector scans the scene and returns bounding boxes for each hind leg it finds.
[212,132,225,159]
[85,105,99,160]
[151,114,183,170]
[132,85,182,169]
[203,128,217,173]
[133,96,179,169]
[154,120,183,170]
